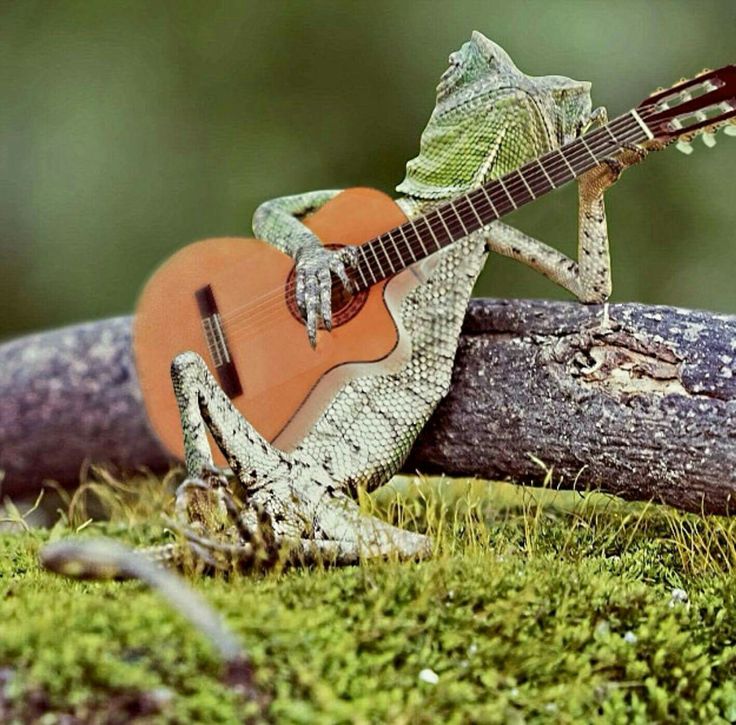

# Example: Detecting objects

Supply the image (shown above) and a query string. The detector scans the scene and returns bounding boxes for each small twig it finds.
[40,538,262,702]
[0,489,45,532]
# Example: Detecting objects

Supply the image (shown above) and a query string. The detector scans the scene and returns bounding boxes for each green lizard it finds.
[44,31,649,576]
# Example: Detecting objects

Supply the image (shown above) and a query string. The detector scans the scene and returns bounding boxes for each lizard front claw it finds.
[294,243,357,347]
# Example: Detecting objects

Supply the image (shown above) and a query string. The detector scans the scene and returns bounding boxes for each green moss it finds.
[2,477,736,722]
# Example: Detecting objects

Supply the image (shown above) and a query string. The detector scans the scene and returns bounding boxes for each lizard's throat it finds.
[396,121,496,200]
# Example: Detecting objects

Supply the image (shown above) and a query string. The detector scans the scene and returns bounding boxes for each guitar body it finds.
[134,188,419,463]
[128,66,736,467]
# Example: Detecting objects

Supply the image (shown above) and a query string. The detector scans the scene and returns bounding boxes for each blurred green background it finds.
[1,1,734,341]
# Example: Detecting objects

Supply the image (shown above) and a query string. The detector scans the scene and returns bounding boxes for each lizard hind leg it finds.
[168,351,296,568]
[169,351,290,485]
[256,477,434,565]
[169,352,431,567]
[307,489,433,563]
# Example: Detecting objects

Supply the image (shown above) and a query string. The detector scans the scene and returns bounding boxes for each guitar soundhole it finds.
[285,245,369,328]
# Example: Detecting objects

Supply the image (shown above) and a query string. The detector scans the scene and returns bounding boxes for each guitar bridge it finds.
[195,285,243,399]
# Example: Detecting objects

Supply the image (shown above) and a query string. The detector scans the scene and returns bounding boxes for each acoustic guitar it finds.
[134,66,736,463]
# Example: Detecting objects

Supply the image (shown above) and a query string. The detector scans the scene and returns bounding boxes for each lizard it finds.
[42,31,651,575]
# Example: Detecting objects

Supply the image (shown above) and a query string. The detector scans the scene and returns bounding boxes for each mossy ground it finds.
[2,475,736,723]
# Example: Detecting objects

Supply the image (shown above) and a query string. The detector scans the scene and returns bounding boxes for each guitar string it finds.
[216,108,658,341]
[221,120,658,348]
[219,112,643,329]
[216,71,731,329]
[221,113,654,343]
[359,115,640,284]
[222,112,660,341]
[215,109,653,337]
[220,93,726,333]
[220,109,660,332]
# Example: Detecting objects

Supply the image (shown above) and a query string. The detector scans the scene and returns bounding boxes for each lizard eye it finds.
[438,51,464,95]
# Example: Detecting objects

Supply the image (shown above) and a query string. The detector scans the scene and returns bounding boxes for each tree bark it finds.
[1,300,734,514]
[408,299,736,514]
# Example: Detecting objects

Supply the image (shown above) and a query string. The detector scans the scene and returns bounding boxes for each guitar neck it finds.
[349,109,652,290]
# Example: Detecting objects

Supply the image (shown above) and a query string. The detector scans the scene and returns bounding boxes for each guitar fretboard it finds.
[349,110,650,290]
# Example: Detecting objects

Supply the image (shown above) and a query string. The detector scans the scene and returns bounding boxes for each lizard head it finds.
[397,31,599,200]
[436,30,519,103]
[547,76,595,145]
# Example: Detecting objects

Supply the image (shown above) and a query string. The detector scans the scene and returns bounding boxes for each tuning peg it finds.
[724,124,736,137]
[649,86,665,97]
[676,140,694,154]
[697,67,713,76]
[701,131,717,148]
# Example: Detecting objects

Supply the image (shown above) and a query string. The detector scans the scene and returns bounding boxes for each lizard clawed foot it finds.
[583,143,649,193]
[601,301,612,331]
[174,464,232,537]
[254,476,433,565]
[582,301,623,342]
[300,500,433,565]
[171,470,433,570]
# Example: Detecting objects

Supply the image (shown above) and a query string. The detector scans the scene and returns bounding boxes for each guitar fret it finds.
[367,240,386,278]
[557,148,576,176]
[466,196,486,228]
[422,215,443,251]
[379,235,397,273]
[630,109,654,140]
[604,125,619,144]
[435,208,455,240]
[408,219,429,255]
[387,229,403,267]
[535,158,556,188]
[497,177,517,209]
[449,201,469,234]
[479,185,500,216]
[516,169,536,199]
[355,247,372,287]
[398,224,418,262]
[579,138,600,164]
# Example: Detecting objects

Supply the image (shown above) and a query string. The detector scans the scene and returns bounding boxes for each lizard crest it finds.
[396,31,596,199]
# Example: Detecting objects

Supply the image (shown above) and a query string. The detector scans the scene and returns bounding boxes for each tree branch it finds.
[1,300,734,513]
[408,299,736,514]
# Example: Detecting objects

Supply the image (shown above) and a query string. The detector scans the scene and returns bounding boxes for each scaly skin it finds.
[47,31,650,573]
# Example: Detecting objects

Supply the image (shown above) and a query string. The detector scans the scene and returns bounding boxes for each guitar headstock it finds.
[636,65,736,153]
